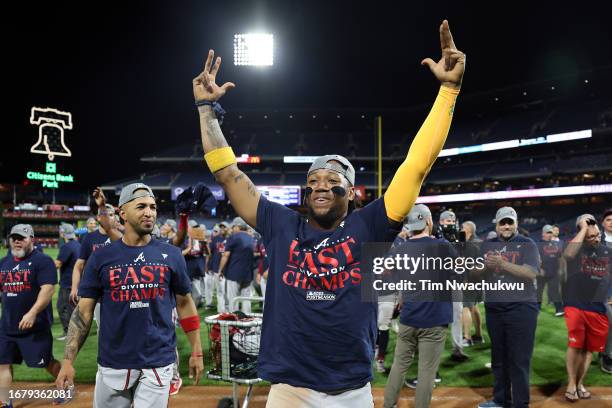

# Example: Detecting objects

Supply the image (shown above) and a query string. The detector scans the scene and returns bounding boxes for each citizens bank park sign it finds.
[27,107,76,188]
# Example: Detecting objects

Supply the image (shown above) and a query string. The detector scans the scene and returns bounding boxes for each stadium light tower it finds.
[233,33,274,66]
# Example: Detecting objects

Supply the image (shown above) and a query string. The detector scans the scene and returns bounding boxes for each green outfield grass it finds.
[1,247,609,387]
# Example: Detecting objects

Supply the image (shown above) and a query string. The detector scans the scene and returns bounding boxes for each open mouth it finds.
[313,196,331,204]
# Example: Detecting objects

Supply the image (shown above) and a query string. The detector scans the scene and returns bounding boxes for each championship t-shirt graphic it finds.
[0,250,57,335]
[79,239,191,368]
[255,196,397,392]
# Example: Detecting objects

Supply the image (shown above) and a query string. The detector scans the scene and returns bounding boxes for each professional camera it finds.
[435,223,466,243]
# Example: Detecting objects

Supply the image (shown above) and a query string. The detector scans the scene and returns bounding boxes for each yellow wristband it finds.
[204,146,237,173]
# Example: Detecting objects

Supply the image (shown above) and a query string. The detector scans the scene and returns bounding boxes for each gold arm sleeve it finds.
[384,86,460,221]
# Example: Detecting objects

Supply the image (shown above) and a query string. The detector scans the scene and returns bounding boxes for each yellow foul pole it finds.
[377,115,382,197]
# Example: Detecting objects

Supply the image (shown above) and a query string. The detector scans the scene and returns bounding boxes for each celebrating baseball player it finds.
[194,19,465,406]
[55,183,204,408]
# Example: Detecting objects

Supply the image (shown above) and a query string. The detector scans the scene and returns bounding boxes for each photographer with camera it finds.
[437,210,470,362]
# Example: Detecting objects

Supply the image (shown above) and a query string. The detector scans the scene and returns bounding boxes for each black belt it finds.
[322,382,368,396]
[271,382,368,396]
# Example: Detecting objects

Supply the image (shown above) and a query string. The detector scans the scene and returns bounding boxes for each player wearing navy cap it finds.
[55,183,203,408]
[0,224,61,408]
[195,19,465,406]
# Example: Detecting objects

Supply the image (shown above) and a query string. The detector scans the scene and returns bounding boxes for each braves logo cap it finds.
[406,204,432,232]
[10,224,35,238]
[493,207,517,224]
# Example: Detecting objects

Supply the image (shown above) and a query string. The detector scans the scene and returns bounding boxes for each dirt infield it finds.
[11,382,612,407]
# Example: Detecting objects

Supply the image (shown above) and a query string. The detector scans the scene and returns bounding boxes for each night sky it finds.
[3,1,611,189]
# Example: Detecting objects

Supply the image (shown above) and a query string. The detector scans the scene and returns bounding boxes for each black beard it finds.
[129,219,154,237]
[306,199,346,230]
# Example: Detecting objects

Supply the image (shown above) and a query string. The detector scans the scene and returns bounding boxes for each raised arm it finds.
[194,50,260,227]
[563,218,588,261]
[93,187,122,241]
[171,214,189,247]
[384,20,466,222]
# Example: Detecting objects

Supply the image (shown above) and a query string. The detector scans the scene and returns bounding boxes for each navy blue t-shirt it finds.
[255,196,396,392]
[79,230,112,261]
[0,250,57,335]
[538,240,563,278]
[224,232,255,283]
[392,235,407,248]
[564,243,611,314]
[481,234,540,310]
[209,235,225,273]
[184,238,207,279]
[57,239,81,288]
[79,239,191,369]
[398,236,459,328]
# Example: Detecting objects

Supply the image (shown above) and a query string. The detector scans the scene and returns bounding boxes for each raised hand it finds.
[92,187,106,209]
[421,20,466,89]
[193,49,236,102]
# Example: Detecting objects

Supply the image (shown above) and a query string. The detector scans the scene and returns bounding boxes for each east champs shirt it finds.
[255,196,397,392]
[480,233,540,309]
[538,240,563,278]
[57,239,81,288]
[224,232,255,284]
[78,239,191,369]
[564,243,611,314]
[209,234,225,273]
[79,230,112,261]
[0,250,57,335]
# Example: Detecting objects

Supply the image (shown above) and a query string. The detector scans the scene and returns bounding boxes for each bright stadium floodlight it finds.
[234,33,274,66]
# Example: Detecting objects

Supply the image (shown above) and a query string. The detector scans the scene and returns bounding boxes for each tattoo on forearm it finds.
[64,304,93,362]
[233,173,257,197]
[247,180,257,197]
[201,109,229,152]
